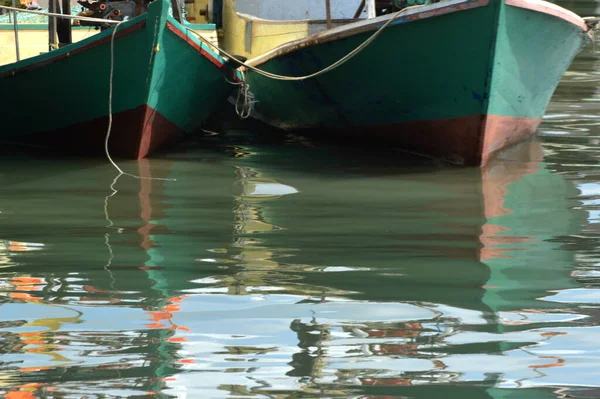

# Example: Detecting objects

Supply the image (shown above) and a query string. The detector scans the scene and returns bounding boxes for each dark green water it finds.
[3,5,600,398]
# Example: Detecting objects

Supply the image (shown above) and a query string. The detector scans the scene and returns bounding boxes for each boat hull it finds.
[244,0,591,165]
[0,0,232,159]
[28,104,180,158]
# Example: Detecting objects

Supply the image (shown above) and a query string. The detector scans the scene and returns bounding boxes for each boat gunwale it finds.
[165,18,225,68]
[0,13,227,78]
[0,22,216,30]
[0,16,147,77]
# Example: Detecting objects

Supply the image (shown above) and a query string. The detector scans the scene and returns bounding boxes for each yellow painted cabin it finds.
[220,0,373,59]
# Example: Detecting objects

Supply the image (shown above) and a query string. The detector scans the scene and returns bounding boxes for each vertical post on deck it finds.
[170,0,183,23]
[366,0,376,18]
[58,0,72,45]
[48,0,58,51]
[11,0,20,61]
[325,0,332,29]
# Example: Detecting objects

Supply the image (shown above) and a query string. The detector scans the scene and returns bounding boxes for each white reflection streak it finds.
[104,172,123,291]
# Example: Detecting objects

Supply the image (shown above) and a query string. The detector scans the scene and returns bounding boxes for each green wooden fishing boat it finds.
[233,0,595,166]
[0,0,233,159]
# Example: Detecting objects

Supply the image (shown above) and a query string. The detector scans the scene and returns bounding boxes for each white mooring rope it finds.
[185,9,404,119]
[186,9,404,82]
[104,21,176,181]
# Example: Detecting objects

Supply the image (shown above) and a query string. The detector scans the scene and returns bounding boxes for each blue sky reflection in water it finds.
[3,3,600,398]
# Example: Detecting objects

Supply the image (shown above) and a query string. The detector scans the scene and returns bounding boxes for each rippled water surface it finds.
[3,3,600,398]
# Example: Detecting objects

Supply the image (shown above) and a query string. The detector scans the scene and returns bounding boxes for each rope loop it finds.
[233,71,256,119]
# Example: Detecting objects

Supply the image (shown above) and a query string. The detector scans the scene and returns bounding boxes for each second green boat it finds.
[235,0,594,166]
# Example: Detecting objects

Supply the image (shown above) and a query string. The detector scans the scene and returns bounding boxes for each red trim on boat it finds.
[22,104,183,159]
[505,0,588,31]
[165,21,224,68]
[0,21,146,79]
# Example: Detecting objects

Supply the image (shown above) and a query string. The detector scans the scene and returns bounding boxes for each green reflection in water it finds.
[0,134,593,399]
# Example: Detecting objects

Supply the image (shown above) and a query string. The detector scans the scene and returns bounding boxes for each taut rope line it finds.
[185,9,404,82]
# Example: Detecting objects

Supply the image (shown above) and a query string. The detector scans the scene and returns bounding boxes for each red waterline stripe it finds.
[165,21,223,68]
[0,20,146,79]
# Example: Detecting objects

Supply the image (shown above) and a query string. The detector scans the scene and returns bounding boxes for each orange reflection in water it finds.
[145,295,190,332]
[134,159,199,396]
[479,139,543,261]
[8,276,45,301]
[4,383,44,399]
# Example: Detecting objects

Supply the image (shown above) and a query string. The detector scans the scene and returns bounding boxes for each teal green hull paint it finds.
[149,16,233,132]
[481,163,582,316]
[0,17,151,134]
[244,0,589,164]
[0,0,232,158]
[247,2,498,127]
[487,3,588,118]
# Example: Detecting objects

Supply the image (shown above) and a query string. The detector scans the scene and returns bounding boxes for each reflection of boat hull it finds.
[244,0,591,165]
[0,0,232,159]
[228,137,583,317]
[0,139,591,397]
